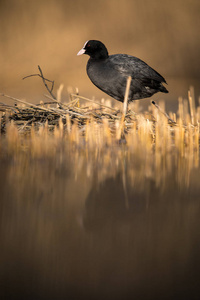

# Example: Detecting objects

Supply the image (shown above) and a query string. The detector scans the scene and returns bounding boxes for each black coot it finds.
[77,40,168,102]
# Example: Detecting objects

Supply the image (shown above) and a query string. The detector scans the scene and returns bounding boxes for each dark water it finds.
[0,143,200,300]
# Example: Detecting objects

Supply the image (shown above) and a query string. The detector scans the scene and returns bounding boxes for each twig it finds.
[0,102,19,113]
[0,93,92,121]
[151,100,176,124]
[44,94,74,109]
[23,65,56,100]
[0,93,57,113]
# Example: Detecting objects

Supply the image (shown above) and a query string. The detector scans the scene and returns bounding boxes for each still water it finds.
[0,134,200,300]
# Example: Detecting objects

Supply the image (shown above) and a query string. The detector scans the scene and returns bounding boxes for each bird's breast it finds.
[87,60,113,85]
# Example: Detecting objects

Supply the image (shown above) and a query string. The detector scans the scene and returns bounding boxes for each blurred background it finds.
[1,2,200,299]
[0,0,200,109]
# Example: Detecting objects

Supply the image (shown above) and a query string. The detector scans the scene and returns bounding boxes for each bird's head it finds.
[77,40,109,59]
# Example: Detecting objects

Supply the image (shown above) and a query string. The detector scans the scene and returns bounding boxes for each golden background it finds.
[0,0,200,108]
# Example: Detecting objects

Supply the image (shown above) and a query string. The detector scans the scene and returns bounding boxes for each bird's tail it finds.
[160,84,168,93]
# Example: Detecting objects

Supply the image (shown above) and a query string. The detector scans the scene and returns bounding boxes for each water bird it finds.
[77,40,168,103]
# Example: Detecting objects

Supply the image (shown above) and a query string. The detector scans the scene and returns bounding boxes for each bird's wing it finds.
[109,54,167,83]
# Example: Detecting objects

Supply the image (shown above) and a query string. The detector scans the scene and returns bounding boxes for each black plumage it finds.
[77,40,168,102]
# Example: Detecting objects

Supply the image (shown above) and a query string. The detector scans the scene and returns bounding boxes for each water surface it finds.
[1,135,200,300]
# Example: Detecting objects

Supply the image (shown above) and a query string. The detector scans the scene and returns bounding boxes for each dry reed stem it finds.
[70,94,118,112]
[188,88,196,125]
[151,100,176,124]
[123,76,132,116]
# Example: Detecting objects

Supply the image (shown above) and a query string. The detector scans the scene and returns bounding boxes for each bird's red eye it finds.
[87,44,90,47]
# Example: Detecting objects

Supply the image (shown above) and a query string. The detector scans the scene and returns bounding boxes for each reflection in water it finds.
[0,108,200,299]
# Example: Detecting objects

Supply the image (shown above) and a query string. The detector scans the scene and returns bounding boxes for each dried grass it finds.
[0,86,199,148]
[0,85,199,189]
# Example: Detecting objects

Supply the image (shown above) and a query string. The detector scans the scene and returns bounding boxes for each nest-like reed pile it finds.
[0,92,128,131]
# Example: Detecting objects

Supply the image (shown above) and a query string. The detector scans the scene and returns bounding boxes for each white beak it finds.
[77,48,85,56]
